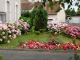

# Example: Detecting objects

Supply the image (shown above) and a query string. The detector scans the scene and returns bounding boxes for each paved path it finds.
[0,50,80,60]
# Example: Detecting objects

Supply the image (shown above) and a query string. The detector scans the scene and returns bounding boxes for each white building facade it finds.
[0,0,21,23]
[69,15,80,23]
[48,6,66,23]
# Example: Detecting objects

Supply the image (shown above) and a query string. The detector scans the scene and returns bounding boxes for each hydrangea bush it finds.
[15,19,29,34]
[47,20,68,34]
[47,20,80,39]
[0,20,29,44]
[62,25,80,39]
[0,21,8,43]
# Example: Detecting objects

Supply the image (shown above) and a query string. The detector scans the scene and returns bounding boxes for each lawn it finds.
[0,32,80,48]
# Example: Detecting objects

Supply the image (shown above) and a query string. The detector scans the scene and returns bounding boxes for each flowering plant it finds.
[21,40,80,50]
[15,19,29,34]
[47,21,68,34]
[62,25,80,39]
[0,20,29,44]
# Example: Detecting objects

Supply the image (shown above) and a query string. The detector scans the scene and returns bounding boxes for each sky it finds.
[64,0,78,11]
[29,0,78,11]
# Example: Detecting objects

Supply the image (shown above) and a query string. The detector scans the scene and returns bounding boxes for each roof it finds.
[21,1,60,15]
[72,14,80,16]
[21,0,29,3]
[46,2,59,15]
[21,2,34,10]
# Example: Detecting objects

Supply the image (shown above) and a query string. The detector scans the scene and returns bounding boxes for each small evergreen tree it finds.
[31,5,48,31]
[21,11,31,17]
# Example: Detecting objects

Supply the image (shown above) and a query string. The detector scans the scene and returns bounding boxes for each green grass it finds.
[0,32,80,48]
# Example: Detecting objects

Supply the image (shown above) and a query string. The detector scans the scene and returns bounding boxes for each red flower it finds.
[21,45,26,49]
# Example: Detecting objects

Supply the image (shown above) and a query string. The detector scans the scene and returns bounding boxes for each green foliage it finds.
[0,33,80,48]
[21,11,31,17]
[0,54,3,60]
[19,16,27,22]
[18,40,24,46]
[68,54,80,60]
[42,0,80,12]
[31,6,48,31]
[56,6,62,12]
[49,2,53,9]
[35,31,40,35]
[61,3,65,8]
[30,26,35,33]
[39,29,46,33]
[77,8,80,14]
[30,9,36,27]
[19,16,31,25]
[65,8,76,19]
[47,30,53,34]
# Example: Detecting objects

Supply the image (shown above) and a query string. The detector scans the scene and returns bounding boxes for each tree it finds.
[65,8,76,17]
[31,5,48,31]
[42,0,80,12]
[77,8,80,14]
[26,0,80,12]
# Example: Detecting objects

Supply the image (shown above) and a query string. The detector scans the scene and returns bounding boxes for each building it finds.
[69,14,80,23]
[0,0,21,23]
[21,0,66,23]
[21,0,34,12]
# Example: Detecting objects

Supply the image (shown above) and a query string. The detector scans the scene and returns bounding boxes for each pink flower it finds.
[2,24,8,30]
[12,34,16,39]
[2,32,5,35]
[0,38,2,42]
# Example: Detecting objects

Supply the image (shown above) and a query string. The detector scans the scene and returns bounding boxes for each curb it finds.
[0,48,80,53]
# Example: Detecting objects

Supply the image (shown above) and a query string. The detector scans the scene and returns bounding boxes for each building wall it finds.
[69,16,80,23]
[48,15,58,23]
[48,6,66,23]
[0,0,21,23]
[0,0,5,12]
[57,6,66,22]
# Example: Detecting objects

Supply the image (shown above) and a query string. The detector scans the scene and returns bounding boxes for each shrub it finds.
[35,31,40,35]
[62,25,80,39]
[19,16,27,22]
[15,19,29,34]
[30,26,35,33]
[47,21,68,34]
[31,5,48,31]
[19,16,31,25]
[21,11,31,18]
[0,19,29,44]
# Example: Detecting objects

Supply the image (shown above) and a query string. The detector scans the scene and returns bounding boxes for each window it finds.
[0,12,6,23]
[16,5,18,21]
[7,1,10,22]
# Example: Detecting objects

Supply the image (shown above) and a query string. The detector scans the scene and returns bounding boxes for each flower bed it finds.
[21,40,80,50]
